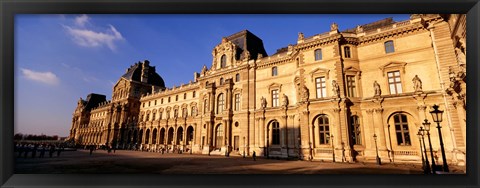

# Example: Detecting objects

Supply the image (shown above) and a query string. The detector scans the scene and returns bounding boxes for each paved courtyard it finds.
[14,149,464,174]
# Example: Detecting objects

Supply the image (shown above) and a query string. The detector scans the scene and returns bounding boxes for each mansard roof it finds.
[225,30,268,60]
[121,60,166,88]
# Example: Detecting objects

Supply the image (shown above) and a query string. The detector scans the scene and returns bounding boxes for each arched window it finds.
[350,115,361,145]
[215,124,224,148]
[271,120,280,145]
[344,46,351,58]
[316,115,330,144]
[314,49,322,61]
[272,66,278,76]
[217,93,224,114]
[384,40,395,53]
[152,111,156,121]
[182,108,187,118]
[220,55,227,68]
[394,114,411,146]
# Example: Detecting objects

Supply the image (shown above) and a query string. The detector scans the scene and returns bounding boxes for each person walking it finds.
[39,145,46,158]
[89,145,94,156]
[252,151,256,161]
[49,145,55,158]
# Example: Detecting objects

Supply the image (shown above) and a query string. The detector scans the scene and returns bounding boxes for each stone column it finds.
[282,115,288,148]
[333,108,342,161]
[374,108,388,159]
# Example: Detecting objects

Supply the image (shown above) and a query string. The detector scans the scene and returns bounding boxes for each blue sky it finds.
[14,14,410,137]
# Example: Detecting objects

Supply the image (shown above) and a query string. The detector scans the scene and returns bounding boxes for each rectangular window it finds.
[272,67,278,76]
[152,112,156,121]
[388,71,403,94]
[272,90,279,107]
[314,49,322,61]
[315,77,327,98]
[146,113,150,121]
[385,41,395,53]
[234,94,240,111]
[346,75,356,97]
[344,46,351,58]
[193,91,196,98]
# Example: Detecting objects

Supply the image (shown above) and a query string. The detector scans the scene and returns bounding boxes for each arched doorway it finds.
[152,128,158,144]
[145,129,150,144]
[138,129,143,145]
[167,127,174,145]
[186,126,194,145]
[159,128,165,145]
[177,127,184,145]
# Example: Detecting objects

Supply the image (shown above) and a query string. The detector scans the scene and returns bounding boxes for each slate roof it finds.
[121,61,166,88]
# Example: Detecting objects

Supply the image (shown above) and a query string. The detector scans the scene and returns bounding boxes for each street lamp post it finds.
[420,127,431,174]
[430,104,449,172]
[373,134,381,165]
[417,127,430,174]
[423,119,437,174]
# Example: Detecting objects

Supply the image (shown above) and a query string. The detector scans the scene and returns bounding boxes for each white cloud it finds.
[64,15,124,51]
[21,68,59,85]
[75,14,89,27]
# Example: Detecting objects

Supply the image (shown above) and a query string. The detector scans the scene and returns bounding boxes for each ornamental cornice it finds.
[358,24,426,45]
[198,64,248,80]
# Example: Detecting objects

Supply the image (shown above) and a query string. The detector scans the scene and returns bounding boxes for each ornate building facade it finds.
[70,14,466,166]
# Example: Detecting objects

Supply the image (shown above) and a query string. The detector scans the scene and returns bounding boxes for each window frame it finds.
[317,115,330,145]
[346,75,356,97]
[343,46,351,58]
[217,93,224,114]
[271,89,279,107]
[314,48,323,61]
[387,70,403,95]
[272,66,278,76]
[394,114,411,146]
[220,54,227,68]
[234,93,240,111]
[315,76,327,98]
[271,120,280,145]
[384,40,395,54]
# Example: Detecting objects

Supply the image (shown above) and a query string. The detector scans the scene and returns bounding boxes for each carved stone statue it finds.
[201,65,207,76]
[455,47,466,65]
[282,94,289,107]
[449,66,457,88]
[244,50,251,60]
[356,25,363,33]
[330,22,338,31]
[412,75,422,92]
[332,80,340,98]
[257,53,263,59]
[260,96,267,109]
[298,32,304,41]
[373,81,381,96]
[301,85,310,102]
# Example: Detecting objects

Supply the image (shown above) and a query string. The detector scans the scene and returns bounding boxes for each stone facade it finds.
[70,14,466,166]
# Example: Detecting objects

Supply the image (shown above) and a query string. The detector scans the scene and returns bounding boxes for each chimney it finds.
[141,60,150,83]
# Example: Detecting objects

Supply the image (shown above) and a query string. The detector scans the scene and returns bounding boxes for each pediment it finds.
[344,66,361,73]
[379,61,407,76]
[309,67,330,81]
[268,83,282,92]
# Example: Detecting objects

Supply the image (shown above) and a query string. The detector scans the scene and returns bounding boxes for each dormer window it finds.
[220,55,227,68]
